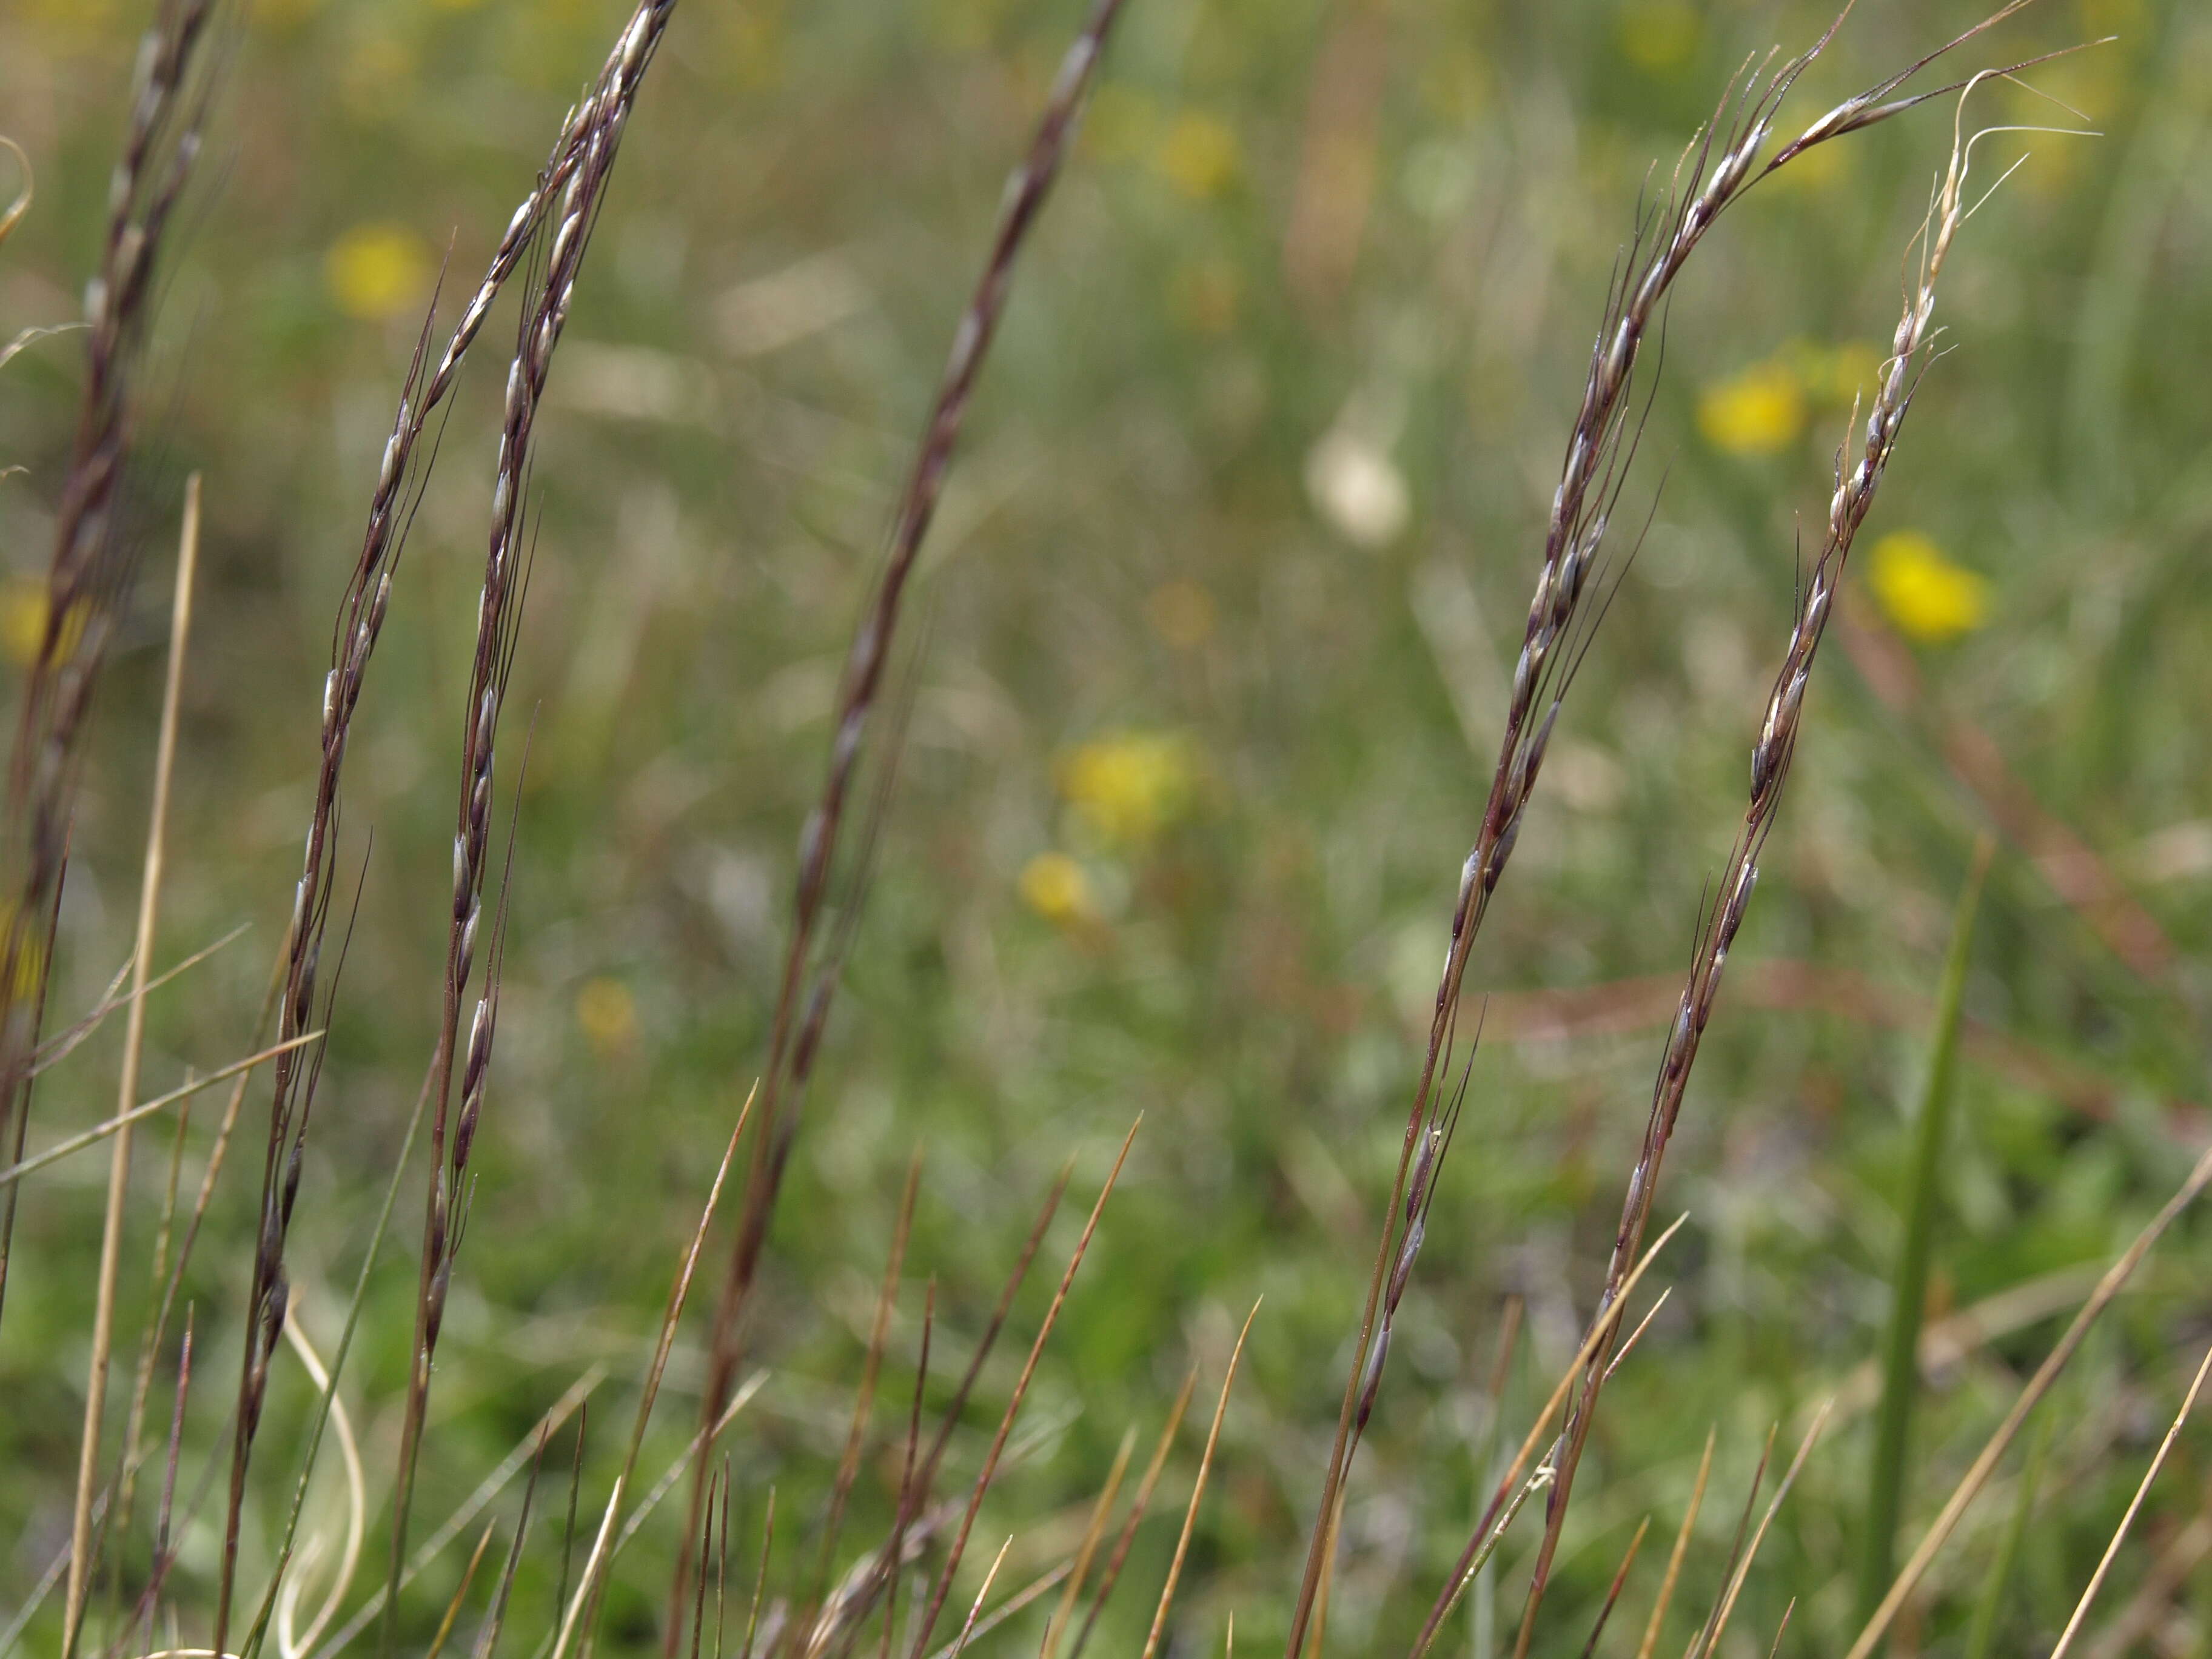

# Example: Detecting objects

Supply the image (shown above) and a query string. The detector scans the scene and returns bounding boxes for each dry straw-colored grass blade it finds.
[1634,1427,1715,1659]
[1141,1298,1261,1659]
[1845,1138,2212,1659]
[2045,1342,2212,1659]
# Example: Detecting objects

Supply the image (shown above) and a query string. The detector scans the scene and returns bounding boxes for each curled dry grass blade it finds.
[1509,63,2028,1645]
[271,1315,364,1659]
[688,0,1138,1616]
[311,1371,598,1659]
[69,474,198,1652]
[2045,1342,2212,1659]
[1856,839,1992,1643]
[1141,1299,1261,1659]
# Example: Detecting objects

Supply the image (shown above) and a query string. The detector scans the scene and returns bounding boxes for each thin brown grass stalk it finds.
[882,1281,934,1659]
[1141,1299,1261,1659]
[551,1094,754,1659]
[116,939,286,1574]
[310,1370,599,1659]
[808,1156,922,1624]
[1844,1137,2212,1659]
[1039,1426,1134,1659]
[1681,1403,1831,1659]
[1062,1365,1198,1659]
[923,1562,1070,1659]
[1281,14,2044,1643]
[1407,1213,1687,1659]
[66,469,199,1654]
[1507,70,2025,1647]
[1634,1428,1714,1659]
[802,1171,1075,1659]
[945,1538,1013,1659]
[743,1490,774,1659]
[389,6,680,1617]
[2045,1342,2212,1659]
[465,1430,545,1659]
[0,1,213,1365]
[1577,1517,1649,1659]
[688,1,1138,1619]
[901,1121,1139,1659]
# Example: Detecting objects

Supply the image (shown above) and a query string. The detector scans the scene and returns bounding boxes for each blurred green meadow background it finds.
[4,0,2211,1651]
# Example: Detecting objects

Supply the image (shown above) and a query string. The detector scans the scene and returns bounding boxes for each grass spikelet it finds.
[1509,57,2030,1638]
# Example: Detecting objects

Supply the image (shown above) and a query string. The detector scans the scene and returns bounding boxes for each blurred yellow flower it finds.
[1617,0,1698,73]
[1,580,47,666]
[0,582,88,669]
[1059,732,1194,848]
[1698,358,1805,455]
[1869,531,1988,644]
[576,975,637,1057]
[326,223,431,321]
[1018,851,1093,924]
[1155,114,1239,200]
[1145,579,1215,650]
[0,899,47,1002]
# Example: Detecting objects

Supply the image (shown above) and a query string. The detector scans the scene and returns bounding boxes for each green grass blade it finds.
[1854,836,1993,1643]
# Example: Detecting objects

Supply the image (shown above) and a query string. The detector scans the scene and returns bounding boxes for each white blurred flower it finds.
[1305,427,1409,549]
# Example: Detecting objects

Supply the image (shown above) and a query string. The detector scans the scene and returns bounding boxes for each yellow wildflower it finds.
[1059,732,1194,848]
[1155,114,1239,201]
[1869,531,1989,644]
[1698,358,1805,456]
[1,579,47,666]
[1617,0,1698,73]
[326,223,431,322]
[1018,851,1094,924]
[0,583,89,669]
[575,976,637,1057]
